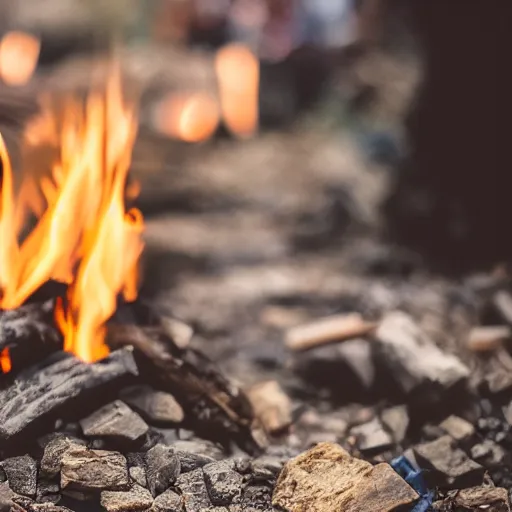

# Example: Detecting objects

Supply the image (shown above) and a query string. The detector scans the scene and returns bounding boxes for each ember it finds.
[0,67,144,363]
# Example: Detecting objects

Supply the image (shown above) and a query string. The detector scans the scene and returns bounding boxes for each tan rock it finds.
[272,442,418,512]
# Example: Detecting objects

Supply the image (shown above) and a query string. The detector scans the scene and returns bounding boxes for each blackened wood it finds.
[0,301,61,374]
[0,348,138,446]
[107,323,265,454]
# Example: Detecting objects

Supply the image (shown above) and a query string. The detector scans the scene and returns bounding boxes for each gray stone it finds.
[121,386,185,424]
[350,418,393,453]
[60,447,129,492]
[171,440,224,461]
[40,435,86,478]
[375,312,469,394]
[470,440,505,465]
[176,451,215,473]
[36,479,60,505]
[414,436,484,488]
[151,489,183,512]
[129,466,147,488]
[272,443,418,512]
[29,505,73,511]
[1,455,37,498]
[439,415,475,441]
[381,405,409,443]
[203,462,243,506]
[80,400,149,442]
[145,444,181,497]
[176,468,211,511]
[101,484,154,512]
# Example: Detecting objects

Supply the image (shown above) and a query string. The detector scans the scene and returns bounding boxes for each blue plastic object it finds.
[391,455,435,512]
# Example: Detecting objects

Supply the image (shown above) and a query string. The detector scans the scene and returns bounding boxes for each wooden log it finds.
[0,348,138,447]
[107,323,266,454]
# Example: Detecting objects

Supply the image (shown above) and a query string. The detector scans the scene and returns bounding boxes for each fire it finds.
[0,31,40,86]
[0,67,144,363]
[0,348,11,373]
[215,44,259,138]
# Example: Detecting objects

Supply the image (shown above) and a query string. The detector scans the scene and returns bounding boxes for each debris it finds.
[374,312,469,396]
[470,439,505,465]
[381,405,409,444]
[60,447,129,492]
[413,436,484,488]
[145,444,181,497]
[101,484,154,512]
[121,386,185,424]
[0,348,138,443]
[80,400,149,442]
[467,326,510,352]
[40,435,86,478]
[246,380,292,434]
[391,455,434,512]
[151,488,183,512]
[272,442,418,511]
[129,466,147,488]
[176,467,211,511]
[1,455,37,498]
[439,415,475,441]
[285,313,377,352]
[436,486,510,512]
[350,418,393,454]
[203,461,243,506]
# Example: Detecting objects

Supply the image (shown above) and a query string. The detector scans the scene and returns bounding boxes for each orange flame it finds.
[153,92,220,143]
[0,348,11,373]
[215,44,259,138]
[0,31,40,86]
[0,67,144,363]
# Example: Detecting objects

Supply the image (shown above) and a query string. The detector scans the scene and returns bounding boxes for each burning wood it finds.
[0,66,144,364]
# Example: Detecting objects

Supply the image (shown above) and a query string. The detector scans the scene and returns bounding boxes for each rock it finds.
[272,442,418,511]
[0,481,19,512]
[1,455,37,498]
[350,418,393,454]
[145,444,181,497]
[101,484,154,512]
[203,461,243,506]
[80,400,149,442]
[246,380,292,434]
[439,415,475,441]
[121,386,185,424]
[176,468,211,511]
[470,439,505,465]
[29,505,74,511]
[171,440,224,461]
[375,312,469,396]
[40,435,86,478]
[413,436,484,488]
[381,405,409,443]
[240,483,274,512]
[60,447,129,492]
[502,401,512,426]
[439,486,510,512]
[176,451,215,473]
[129,466,147,488]
[36,479,60,505]
[151,488,183,512]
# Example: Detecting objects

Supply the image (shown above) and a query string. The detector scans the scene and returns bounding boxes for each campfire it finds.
[0,67,143,364]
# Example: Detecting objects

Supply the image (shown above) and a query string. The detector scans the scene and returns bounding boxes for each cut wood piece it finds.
[107,322,265,454]
[0,348,138,445]
[467,326,510,352]
[246,380,292,435]
[285,313,378,352]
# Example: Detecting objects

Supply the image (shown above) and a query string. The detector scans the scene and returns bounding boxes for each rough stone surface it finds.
[40,435,86,478]
[350,418,393,453]
[414,436,484,488]
[101,484,154,512]
[439,415,475,441]
[28,505,74,511]
[175,450,215,473]
[272,442,418,511]
[381,405,409,443]
[470,440,505,465]
[36,479,60,505]
[435,486,510,511]
[203,461,243,506]
[176,468,210,511]
[375,312,470,395]
[80,400,149,442]
[1,455,37,498]
[129,466,148,488]
[121,386,185,424]
[60,447,129,492]
[145,444,181,497]
[151,489,183,512]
